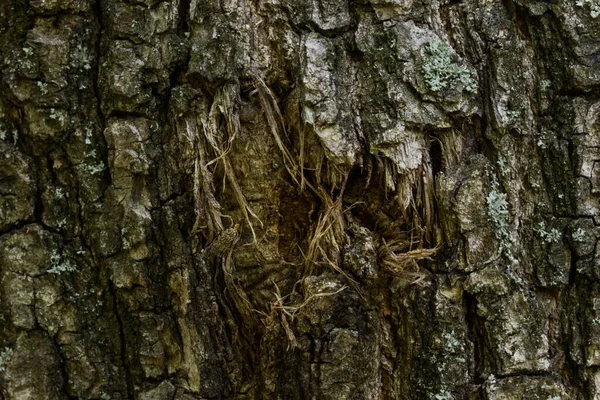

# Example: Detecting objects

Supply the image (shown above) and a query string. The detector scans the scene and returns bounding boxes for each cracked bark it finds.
[1,0,600,399]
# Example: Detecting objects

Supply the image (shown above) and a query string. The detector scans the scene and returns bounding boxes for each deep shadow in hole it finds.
[342,159,407,237]
[429,138,443,179]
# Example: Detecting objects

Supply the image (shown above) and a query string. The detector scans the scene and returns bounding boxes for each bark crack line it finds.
[92,0,111,193]
[51,333,77,400]
[108,280,135,400]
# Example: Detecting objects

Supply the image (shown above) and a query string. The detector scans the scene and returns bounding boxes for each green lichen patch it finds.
[487,179,513,253]
[0,347,13,372]
[421,40,477,94]
[577,0,600,18]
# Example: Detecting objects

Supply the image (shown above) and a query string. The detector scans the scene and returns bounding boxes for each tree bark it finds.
[1,0,600,398]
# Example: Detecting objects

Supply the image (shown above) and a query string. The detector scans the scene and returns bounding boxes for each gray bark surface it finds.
[1,0,600,398]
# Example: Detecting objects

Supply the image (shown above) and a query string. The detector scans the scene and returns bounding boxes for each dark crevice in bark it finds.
[464,291,485,384]
[156,191,187,208]
[287,19,357,40]
[108,280,135,400]
[92,0,110,189]
[178,0,191,36]
[556,85,600,98]
[31,274,41,330]
[428,136,443,178]
[45,153,58,186]
[32,158,44,225]
[568,246,578,287]
[0,220,36,236]
[51,336,77,400]
[74,180,94,256]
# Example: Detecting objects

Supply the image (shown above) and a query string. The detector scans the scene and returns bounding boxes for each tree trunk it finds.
[1,0,600,398]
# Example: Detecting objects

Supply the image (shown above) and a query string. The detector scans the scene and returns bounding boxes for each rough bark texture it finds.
[1,0,600,399]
